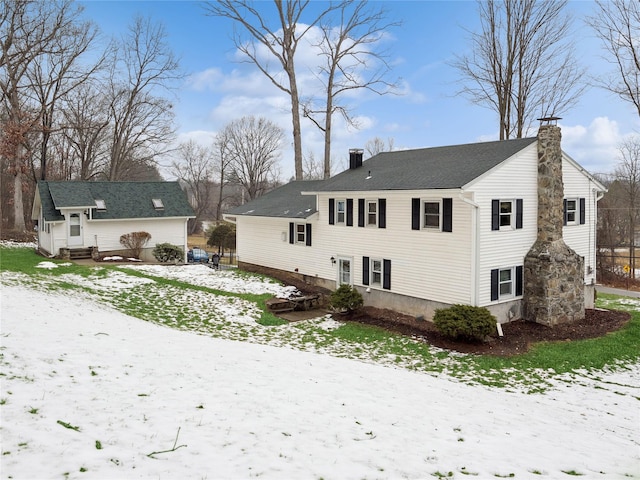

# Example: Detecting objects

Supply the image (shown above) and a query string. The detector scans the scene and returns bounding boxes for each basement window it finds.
[491,266,523,301]
[95,199,106,211]
[152,198,164,210]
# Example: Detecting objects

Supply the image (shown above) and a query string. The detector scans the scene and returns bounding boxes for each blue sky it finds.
[79,0,640,180]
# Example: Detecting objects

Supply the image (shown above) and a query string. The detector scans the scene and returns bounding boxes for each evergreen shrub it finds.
[433,304,496,342]
[330,284,364,314]
[152,243,184,263]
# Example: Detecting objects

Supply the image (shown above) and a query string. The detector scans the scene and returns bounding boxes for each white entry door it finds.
[67,212,83,246]
[338,257,352,285]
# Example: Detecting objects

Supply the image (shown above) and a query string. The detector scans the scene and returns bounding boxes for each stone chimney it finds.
[522,124,585,326]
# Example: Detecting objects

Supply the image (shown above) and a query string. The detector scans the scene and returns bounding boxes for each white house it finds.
[224,126,606,324]
[32,181,195,261]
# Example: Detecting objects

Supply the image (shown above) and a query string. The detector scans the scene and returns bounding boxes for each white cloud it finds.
[186,67,224,91]
[561,117,624,175]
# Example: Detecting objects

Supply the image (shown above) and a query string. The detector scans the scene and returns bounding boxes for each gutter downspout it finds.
[183,218,190,263]
[460,191,480,306]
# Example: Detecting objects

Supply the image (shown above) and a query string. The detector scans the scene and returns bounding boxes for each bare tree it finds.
[615,136,640,278]
[203,0,336,181]
[171,140,214,234]
[587,0,640,119]
[212,128,233,221]
[220,116,283,201]
[302,1,400,178]
[60,82,110,180]
[452,0,586,140]
[25,8,103,180]
[364,136,394,158]
[0,0,82,230]
[302,149,324,180]
[105,15,181,180]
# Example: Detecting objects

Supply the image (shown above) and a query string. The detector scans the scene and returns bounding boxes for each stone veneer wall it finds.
[522,124,585,326]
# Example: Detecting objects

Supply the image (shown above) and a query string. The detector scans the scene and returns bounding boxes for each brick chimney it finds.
[349,148,363,169]
[522,124,585,326]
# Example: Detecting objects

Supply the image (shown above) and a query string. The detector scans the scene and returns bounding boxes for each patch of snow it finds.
[1,285,638,479]
[0,240,37,249]
[123,263,299,296]
[35,261,61,270]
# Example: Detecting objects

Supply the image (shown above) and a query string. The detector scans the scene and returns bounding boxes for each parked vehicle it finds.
[187,247,209,263]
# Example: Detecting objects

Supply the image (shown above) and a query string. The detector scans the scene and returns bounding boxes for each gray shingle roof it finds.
[226,180,324,218]
[38,181,195,221]
[312,137,538,192]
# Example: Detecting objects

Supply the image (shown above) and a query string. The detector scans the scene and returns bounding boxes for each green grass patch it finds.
[2,245,638,392]
[0,246,91,277]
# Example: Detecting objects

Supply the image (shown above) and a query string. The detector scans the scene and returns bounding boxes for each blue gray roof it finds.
[311,137,538,192]
[37,181,195,221]
[226,181,324,219]
[225,138,539,219]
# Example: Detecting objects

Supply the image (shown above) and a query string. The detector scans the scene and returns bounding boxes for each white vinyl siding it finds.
[232,143,602,312]
[472,144,538,305]
[318,191,473,305]
[562,156,599,284]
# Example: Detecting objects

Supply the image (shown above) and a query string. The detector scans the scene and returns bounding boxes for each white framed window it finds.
[295,223,306,244]
[371,259,382,285]
[491,198,523,231]
[499,267,513,297]
[491,265,523,301]
[423,201,440,229]
[336,200,346,224]
[367,200,377,226]
[565,199,578,225]
[499,200,513,228]
[95,199,106,211]
[152,198,164,210]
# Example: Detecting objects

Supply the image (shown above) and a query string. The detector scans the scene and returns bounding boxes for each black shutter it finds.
[378,198,386,228]
[329,198,335,225]
[516,199,523,229]
[306,223,312,246]
[579,198,586,225]
[346,199,354,226]
[515,265,523,296]
[442,198,452,232]
[411,198,420,230]
[563,199,568,225]
[358,199,365,227]
[491,200,500,231]
[383,259,391,290]
[362,256,370,285]
[491,268,499,301]
[289,222,294,244]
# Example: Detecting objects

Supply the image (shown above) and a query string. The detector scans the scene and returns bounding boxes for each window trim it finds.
[423,200,441,229]
[366,200,378,226]
[289,222,312,246]
[491,266,523,301]
[362,256,391,290]
[336,199,346,224]
[491,198,523,231]
[412,197,452,232]
[295,223,306,244]
[564,197,586,226]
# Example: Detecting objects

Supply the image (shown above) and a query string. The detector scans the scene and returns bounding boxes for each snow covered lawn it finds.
[1,251,639,478]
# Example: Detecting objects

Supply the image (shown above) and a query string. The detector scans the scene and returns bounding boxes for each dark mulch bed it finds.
[340,307,631,357]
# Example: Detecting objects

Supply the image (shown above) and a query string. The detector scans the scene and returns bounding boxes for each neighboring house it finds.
[224,126,606,323]
[32,181,195,261]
